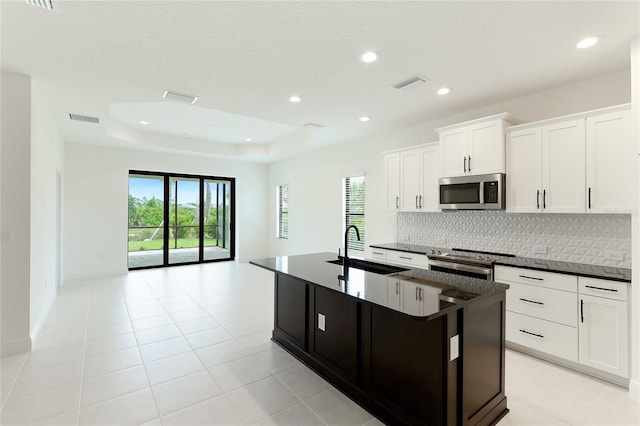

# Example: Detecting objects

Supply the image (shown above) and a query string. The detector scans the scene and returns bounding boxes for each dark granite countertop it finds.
[493,257,631,283]
[250,252,509,320]
[370,242,632,283]
[370,242,445,255]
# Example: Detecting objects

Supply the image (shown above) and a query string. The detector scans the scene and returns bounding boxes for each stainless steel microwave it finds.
[439,173,505,210]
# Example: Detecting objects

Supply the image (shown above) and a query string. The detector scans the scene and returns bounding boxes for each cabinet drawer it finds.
[495,265,577,292]
[387,250,429,269]
[506,311,577,362]
[507,283,577,327]
[369,248,388,262]
[579,277,628,301]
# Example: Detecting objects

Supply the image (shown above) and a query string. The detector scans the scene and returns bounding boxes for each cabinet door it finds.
[542,119,586,213]
[312,286,359,382]
[467,120,505,175]
[400,149,421,211]
[419,144,440,211]
[384,153,400,211]
[439,127,468,177]
[506,127,543,212]
[386,279,401,311]
[400,282,422,316]
[586,109,633,213]
[578,294,628,378]
[275,274,307,350]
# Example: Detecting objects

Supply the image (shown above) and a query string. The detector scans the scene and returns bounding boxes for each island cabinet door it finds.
[274,273,308,351]
[309,286,359,383]
[361,304,447,426]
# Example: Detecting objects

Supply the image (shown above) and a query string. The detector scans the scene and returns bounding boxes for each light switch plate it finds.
[450,335,459,361]
[318,313,325,332]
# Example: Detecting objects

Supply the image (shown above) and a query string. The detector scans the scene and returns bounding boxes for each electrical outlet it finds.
[604,250,624,262]
[450,335,459,361]
[533,245,547,255]
[318,313,326,332]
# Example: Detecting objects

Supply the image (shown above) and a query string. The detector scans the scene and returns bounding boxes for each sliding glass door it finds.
[128,171,235,269]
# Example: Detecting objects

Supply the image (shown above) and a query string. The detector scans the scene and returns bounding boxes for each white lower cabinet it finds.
[386,250,430,269]
[506,311,577,362]
[578,279,629,378]
[496,265,629,380]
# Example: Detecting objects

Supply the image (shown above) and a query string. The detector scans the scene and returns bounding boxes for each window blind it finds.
[277,184,289,239]
[345,176,365,251]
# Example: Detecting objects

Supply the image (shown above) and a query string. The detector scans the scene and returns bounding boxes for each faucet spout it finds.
[340,225,361,281]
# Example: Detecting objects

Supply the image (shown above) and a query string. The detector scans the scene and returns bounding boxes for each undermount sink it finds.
[327,258,409,275]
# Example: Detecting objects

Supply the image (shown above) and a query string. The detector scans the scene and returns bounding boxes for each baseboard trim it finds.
[29,292,57,348]
[629,379,640,401]
[64,269,126,282]
[0,337,31,357]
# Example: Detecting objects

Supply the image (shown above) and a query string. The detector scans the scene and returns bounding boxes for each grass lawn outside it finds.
[128,238,218,251]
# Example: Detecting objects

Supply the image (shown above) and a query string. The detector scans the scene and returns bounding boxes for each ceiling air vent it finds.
[163,90,198,104]
[303,122,325,129]
[392,74,430,91]
[69,113,100,124]
[24,0,54,10]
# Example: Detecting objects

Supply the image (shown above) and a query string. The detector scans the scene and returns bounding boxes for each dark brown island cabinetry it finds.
[251,252,509,426]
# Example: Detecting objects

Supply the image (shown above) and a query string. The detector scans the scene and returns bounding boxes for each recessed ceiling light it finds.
[359,116,371,122]
[576,36,601,49]
[360,51,379,63]
[245,138,252,142]
[289,95,301,103]
[437,87,451,96]
[139,120,149,125]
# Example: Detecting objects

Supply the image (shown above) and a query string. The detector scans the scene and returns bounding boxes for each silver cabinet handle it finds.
[419,287,423,301]
[588,187,592,209]
[519,329,544,339]
[373,251,384,255]
[463,156,467,173]
[519,274,543,281]
[543,189,546,209]
[468,156,471,172]
[415,287,418,301]
[419,195,423,209]
[396,281,399,294]
[536,190,540,209]
[415,195,418,209]
[399,256,412,260]
[519,298,544,305]
[396,196,399,209]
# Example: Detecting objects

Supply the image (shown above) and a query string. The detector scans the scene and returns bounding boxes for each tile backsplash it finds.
[398,212,631,268]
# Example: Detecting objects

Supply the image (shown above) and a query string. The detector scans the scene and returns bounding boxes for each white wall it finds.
[268,70,632,258]
[29,78,64,344]
[629,36,639,400]
[1,71,31,355]
[64,144,268,280]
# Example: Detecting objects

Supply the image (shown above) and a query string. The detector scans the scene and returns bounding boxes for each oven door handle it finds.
[428,259,493,278]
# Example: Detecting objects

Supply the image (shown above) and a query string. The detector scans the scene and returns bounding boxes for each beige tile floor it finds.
[1,261,638,425]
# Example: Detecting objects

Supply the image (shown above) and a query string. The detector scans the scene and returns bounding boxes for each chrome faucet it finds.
[338,225,360,281]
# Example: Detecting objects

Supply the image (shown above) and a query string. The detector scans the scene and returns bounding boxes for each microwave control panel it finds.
[484,181,499,203]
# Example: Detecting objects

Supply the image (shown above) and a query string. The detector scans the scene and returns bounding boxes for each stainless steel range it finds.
[427,248,515,280]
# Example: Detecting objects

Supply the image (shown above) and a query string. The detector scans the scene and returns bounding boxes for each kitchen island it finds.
[250,252,510,426]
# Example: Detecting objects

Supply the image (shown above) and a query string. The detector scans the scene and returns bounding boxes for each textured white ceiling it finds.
[1,0,639,162]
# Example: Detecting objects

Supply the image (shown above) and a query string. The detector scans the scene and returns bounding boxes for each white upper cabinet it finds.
[419,145,440,211]
[400,149,421,211]
[384,152,400,211]
[506,127,543,212]
[437,113,520,177]
[506,104,631,214]
[542,118,586,213]
[586,108,634,213]
[384,142,439,212]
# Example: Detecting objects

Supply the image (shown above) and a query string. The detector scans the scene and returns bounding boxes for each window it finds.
[276,184,289,239]
[344,175,365,251]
